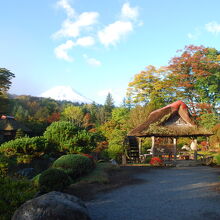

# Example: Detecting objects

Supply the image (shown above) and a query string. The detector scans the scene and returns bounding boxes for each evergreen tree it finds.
[104,93,114,113]
[0,68,15,114]
[103,93,114,121]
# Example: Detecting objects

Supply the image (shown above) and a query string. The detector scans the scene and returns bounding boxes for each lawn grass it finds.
[77,162,119,184]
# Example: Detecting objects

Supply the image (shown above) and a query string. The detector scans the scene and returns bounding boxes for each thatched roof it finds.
[128,101,213,137]
[0,116,31,132]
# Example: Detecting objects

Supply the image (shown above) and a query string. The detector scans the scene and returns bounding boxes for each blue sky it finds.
[1,0,220,105]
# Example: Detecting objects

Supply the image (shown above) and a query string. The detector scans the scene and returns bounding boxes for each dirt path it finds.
[86,166,220,220]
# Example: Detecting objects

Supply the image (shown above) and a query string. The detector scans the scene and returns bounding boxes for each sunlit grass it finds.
[77,162,119,184]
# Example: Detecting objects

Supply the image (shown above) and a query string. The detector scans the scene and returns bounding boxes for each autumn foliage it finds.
[149,157,163,166]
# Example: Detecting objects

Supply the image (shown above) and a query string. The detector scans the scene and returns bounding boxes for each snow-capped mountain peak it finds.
[40,86,92,104]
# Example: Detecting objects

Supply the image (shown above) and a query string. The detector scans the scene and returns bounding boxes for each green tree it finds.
[199,113,219,130]
[127,65,174,106]
[43,121,79,152]
[14,105,29,121]
[0,68,15,96]
[126,103,157,130]
[168,45,220,113]
[100,107,130,161]
[104,93,114,120]
[0,68,15,114]
[61,105,84,127]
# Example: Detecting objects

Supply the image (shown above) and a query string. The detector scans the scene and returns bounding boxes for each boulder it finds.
[17,168,36,179]
[12,191,91,220]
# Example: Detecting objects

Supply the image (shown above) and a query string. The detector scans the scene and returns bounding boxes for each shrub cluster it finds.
[145,156,152,164]
[0,154,15,177]
[52,154,94,179]
[150,157,163,166]
[43,121,78,151]
[0,136,51,158]
[214,154,220,165]
[39,168,71,193]
[0,176,36,220]
[43,121,97,153]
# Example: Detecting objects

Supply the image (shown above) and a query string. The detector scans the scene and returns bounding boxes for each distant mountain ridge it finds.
[40,86,92,104]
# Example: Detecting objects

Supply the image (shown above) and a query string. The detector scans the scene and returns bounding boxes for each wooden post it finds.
[173,138,177,161]
[206,136,209,150]
[151,136,155,156]
[138,138,142,156]
[122,154,127,165]
[194,139,198,161]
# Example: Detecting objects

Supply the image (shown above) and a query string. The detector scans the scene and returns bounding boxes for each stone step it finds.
[164,160,202,167]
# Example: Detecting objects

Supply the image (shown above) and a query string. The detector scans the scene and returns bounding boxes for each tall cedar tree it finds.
[104,93,115,119]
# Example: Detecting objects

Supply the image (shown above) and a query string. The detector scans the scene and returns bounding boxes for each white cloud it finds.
[76,36,95,46]
[54,40,74,62]
[53,0,99,40]
[57,0,75,18]
[54,37,94,62]
[83,54,101,67]
[187,33,194,39]
[187,28,201,40]
[205,21,220,34]
[53,1,142,60]
[97,2,140,47]
[98,21,133,47]
[121,2,139,20]
[76,12,99,27]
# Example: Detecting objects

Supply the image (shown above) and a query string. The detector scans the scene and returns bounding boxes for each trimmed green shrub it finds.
[43,121,79,152]
[0,154,15,177]
[70,130,97,153]
[107,144,123,161]
[31,173,41,187]
[145,156,152,164]
[52,154,93,179]
[0,136,51,159]
[0,176,37,220]
[0,155,11,177]
[44,122,97,153]
[214,154,220,165]
[39,168,71,193]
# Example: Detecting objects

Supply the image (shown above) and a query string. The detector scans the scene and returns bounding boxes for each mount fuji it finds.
[40,86,92,104]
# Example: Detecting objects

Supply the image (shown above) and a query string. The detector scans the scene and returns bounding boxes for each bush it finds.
[107,144,123,161]
[31,173,41,187]
[150,157,163,166]
[43,121,79,152]
[81,153,96,168]
[0,136,51,159]
[214,154,220,165]
[0,176,37,220]
[145,156,152,164]
[52,154,94,179]
[71,130,96,153]
[39,168,71,193]
[141,138,152,154]
[0,154,15,177]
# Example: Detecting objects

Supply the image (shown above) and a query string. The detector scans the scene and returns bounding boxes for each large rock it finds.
[12,191,91,220]
[17,168,36,179]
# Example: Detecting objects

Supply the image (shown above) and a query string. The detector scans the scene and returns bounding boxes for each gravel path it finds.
[86,166,220,220]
